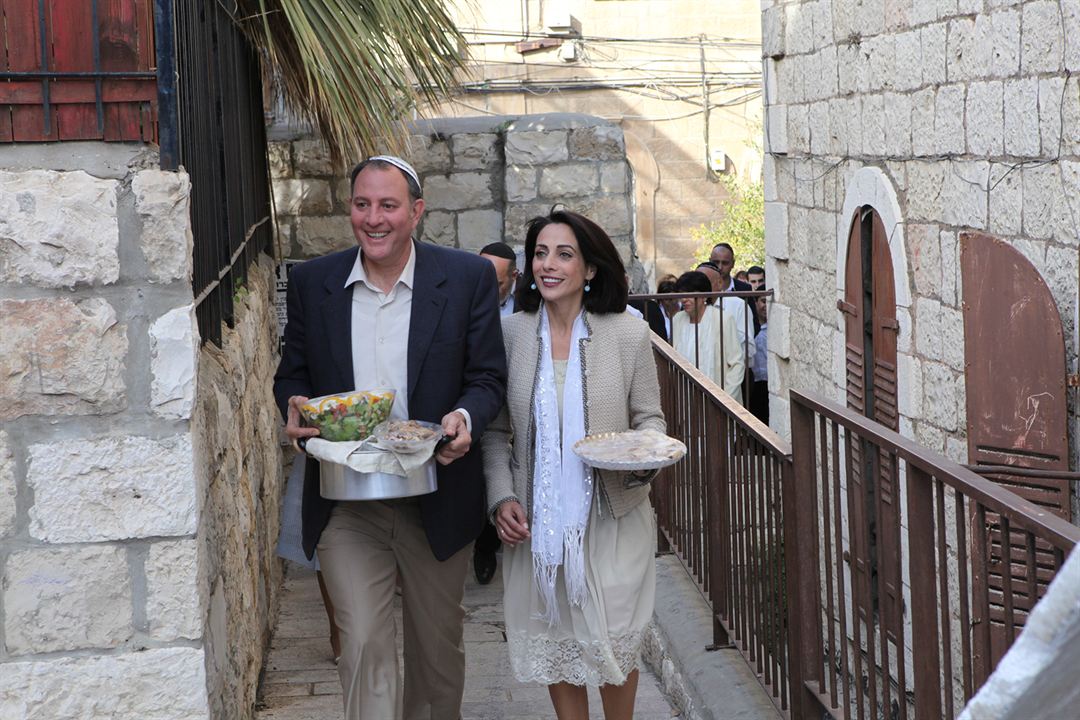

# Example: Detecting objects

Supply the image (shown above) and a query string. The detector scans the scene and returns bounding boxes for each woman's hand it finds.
[285,395,320,451]
[495,501,531,546]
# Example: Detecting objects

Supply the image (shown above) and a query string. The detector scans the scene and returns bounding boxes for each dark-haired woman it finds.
[483,209,665,720]
[671,270,745,402]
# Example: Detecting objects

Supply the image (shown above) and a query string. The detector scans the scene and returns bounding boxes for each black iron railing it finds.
[167,0,272,346]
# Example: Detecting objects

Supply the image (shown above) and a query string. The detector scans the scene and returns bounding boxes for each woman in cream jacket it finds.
[483,209,665,720]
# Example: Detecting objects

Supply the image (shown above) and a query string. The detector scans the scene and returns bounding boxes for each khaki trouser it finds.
[318,498,471,720]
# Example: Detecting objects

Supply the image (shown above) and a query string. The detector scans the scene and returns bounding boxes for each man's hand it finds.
[494,501,530,546]
[285,395,320,451]
[436,411,471,465]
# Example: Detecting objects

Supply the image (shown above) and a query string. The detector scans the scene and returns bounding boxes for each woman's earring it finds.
[530,282,537,290]
[584,282,591,293]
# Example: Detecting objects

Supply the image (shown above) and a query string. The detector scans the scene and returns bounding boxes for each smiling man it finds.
[274,156,507,720]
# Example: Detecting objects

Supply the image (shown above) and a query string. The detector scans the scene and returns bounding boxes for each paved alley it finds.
[255,560,679,719]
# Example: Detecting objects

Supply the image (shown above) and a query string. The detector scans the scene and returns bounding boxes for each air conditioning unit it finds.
[545,4,581,36]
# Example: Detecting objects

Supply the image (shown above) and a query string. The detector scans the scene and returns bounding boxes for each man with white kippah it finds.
[274,155,507,719]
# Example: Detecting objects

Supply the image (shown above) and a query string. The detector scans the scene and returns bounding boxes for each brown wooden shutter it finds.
[960,231,1071,673]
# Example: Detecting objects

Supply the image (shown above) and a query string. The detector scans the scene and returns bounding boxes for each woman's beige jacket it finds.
[482,309,666,520]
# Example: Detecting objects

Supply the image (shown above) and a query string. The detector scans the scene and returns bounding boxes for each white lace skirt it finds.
[502,498,656,686]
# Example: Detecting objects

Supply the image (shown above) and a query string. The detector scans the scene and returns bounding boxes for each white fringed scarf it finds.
[531,306,593,625]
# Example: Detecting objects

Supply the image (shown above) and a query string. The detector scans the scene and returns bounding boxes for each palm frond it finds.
[234,0,467,168]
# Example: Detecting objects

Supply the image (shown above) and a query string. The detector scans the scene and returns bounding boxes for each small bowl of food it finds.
[373,419,444,453]
[300,389,396,442]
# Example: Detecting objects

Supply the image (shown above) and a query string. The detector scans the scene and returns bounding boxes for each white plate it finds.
[572,429,686,471]
[373,419,444,454]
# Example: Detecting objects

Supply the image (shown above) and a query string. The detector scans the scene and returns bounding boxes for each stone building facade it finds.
[761,0,1080,475]
[270,113,639,281]
[0,145,282,719]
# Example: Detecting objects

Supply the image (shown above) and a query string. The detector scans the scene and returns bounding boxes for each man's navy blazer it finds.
[273,241,508,561]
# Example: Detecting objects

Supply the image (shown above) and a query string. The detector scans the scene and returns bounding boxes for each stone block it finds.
[27,434,196,542]
[457,210,503,252]
[883,92,912,157]
[785,3,814,55]
[0,648,208,719]
[272,178,332,216]
[941,304,965,371]
[3,545,132,654]
[505,166,538,202]
[599,163,628,194]
[966,81,1004,157]
[294,216,353,257]
[1039,76,1066,155]
[419,210,455,247]
[504,202,550,243]
[787,103,810,155]
[946,17,976,81]
[941,161,989,229]
[150,305,198,419]
[866,35,896,92]
[893,29,922,91]
[990,9,1021,76]
[293,139,333,175]
[808,101,831,156]
[424,173,495,211]
[267,141,292,178]
[0,297,126,421]
[897,353,923,418]
[333,177,352,213]
[768,303,791,359]
[934,84,966,155]
[133,169,193,283]
[909,223,942,299]
[923,362,958,431]
[765,104,789,155]
[0,430,15,538]
[505,130,568,165]
[0,169,119,287]
[764,202,789,261]
[1021,2,1063,74]
[811,0,833,49]
[404,133,452,174]
[1022,164,1070,239]
[940,229,959,308]
[539,164,598,198]
[577,195,632,236]
[836,42,863,96]
[921,22,948,86]
[861,94,886,156]
[910,88,936,157]
[146,539,202,641]
[1063,76,1080,156]
[568,125,624,161]
[915,297,945,362]
[989,163,1023,236]
[762,6,785,58]
[452,133,499,170]
[1004,77,1040,157]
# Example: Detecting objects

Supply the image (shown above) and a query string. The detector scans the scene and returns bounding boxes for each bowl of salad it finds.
[300,389,396,442]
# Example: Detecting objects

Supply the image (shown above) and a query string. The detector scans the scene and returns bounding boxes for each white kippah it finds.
[368,155,421,190]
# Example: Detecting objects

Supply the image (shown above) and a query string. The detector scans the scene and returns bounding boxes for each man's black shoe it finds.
[473,547,497,585]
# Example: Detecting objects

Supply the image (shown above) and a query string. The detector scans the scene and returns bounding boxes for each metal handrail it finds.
[792,390,1080,549]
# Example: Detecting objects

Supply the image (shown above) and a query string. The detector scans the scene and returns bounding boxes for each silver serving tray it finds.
[319,458,437,501]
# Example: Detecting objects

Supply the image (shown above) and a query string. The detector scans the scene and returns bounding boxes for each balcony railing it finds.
[650,328,1080,718]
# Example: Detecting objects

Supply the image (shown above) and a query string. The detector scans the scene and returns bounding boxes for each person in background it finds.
[709,243,752,293]
[695,259,753,372]
[746,265,765,291]
[671,271,745,403]
[484,208,665,720]
[655,274,679,343]
[750,293,769,424]
[480,241,520,316]
[735,269,748,284]
[472,242,521,585]
[626,275,669,342]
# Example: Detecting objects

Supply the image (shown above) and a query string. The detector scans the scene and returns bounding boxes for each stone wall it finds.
[0,144,283,719]
[760,0,1080,479]
[269,113,642,285]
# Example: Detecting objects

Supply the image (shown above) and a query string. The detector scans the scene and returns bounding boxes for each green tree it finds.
[691,175,765,271]
[235,0,467,166]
